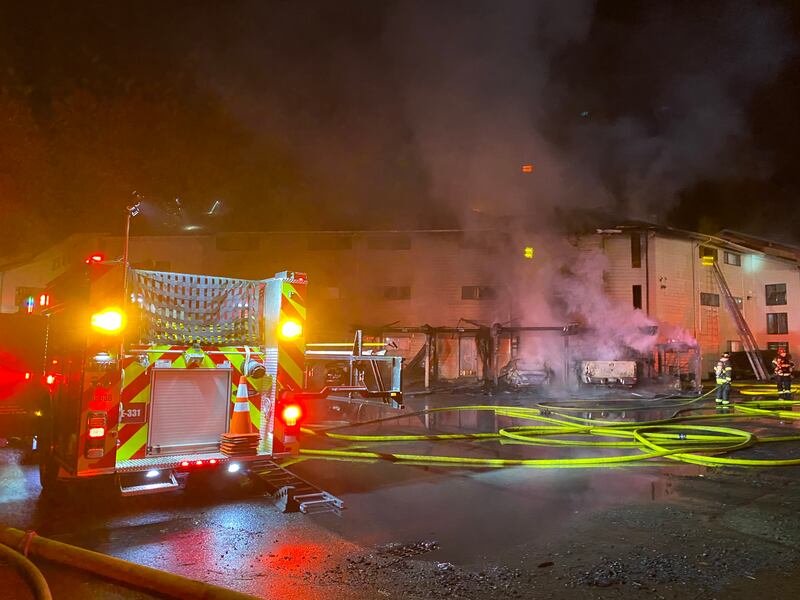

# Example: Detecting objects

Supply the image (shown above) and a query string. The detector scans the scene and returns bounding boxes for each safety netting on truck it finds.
[130,269,264,345]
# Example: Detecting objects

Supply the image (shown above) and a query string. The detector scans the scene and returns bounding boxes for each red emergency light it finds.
[88,426,106,438]
[85,253,105,264]
[24,371,31,381]
[281,404,302,427]
[177,458,223,470]
[45,374,56,386]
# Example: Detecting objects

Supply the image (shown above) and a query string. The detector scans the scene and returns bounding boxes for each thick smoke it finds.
[385,1,599,221]
[386,0,794,221]
[381,1,793,371]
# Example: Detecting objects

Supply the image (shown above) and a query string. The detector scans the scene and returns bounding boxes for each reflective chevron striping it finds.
[117,424,148,462]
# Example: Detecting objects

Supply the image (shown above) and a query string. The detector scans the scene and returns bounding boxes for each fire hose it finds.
[0,526,259,600]
[0,539,52,600]
[298,392,800,468]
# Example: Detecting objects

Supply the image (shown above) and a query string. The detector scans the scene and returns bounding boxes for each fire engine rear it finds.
[39,261,309,496]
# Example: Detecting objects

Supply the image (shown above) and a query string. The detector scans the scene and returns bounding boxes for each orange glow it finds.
[521,164,533,173]
[279,319,303,340]
[91,308,126,334]
[45,374,56,385]
[85,253,105,264]
[24,372,31,380]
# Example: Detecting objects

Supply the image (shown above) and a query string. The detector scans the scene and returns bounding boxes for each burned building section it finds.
[2,223,797,395]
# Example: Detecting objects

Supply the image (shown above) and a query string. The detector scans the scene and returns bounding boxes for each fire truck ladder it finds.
[711,261,769,381]
[250,459,344,515]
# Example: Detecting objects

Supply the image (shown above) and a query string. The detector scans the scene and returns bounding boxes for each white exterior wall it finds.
[5,229,799,381]
[648,235,800,374]
[599,234,647,311]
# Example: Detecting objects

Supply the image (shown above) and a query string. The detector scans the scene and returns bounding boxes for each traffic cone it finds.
[221,375,259,456]
[230,375,253,435]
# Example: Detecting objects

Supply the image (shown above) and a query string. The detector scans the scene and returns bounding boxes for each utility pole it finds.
[122,198,141,301]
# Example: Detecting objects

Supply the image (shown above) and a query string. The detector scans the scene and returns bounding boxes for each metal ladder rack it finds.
[250,459,344,515]
[711,261,769,380]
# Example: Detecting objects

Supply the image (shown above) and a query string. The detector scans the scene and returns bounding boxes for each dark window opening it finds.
[461,286,496,300]
[766,283,787,306]
[724,251,741,266]
[768,341,789,351]
[632,285,642,309]
[767,313,788,334]
[383,286,411,300]
[308,235,352,250]
[630,233,642,268]
[700,292,720,307]
[367,235,411,250]
[699,246,718,261]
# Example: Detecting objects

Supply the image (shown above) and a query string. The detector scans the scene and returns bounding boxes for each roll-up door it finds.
[148,369,230,455]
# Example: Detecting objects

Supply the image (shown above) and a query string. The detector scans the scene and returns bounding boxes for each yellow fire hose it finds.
[0,526,259,600]
[298,389,800,469]
[0,541,52,600]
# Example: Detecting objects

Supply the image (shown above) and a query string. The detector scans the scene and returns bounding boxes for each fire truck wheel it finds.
[38,452,63,495]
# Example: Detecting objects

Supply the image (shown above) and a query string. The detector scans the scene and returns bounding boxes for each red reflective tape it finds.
[280,341,305,371]
[121,371,150,403]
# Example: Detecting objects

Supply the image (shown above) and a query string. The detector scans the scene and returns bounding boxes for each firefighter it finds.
[714,352,733,406]
[772,347,795,401]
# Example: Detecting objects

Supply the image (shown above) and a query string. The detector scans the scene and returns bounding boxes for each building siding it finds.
[4,228,800,381]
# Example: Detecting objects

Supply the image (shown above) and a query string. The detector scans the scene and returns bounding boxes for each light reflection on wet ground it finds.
[2,390,800,597]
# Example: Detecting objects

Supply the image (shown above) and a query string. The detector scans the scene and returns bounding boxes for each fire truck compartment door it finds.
[148,369,231,455]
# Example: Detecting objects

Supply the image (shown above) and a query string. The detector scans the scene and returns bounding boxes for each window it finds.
[461,286,496,300]
[215,234,259,251]
[632,285,642,310]
[766,283,787,306]
[308,235,352,250]
[767,312,788,335]
[383,286,411,300]
[367,235,411,250]
[458,232,496,250]
[768,341,789,351]
[724,251,741,266]
[700,292,720,307]
[699,246,718,261]
[630,233,641,268]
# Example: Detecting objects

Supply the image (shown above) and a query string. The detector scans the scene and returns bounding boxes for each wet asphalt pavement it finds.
[3,389,800,599]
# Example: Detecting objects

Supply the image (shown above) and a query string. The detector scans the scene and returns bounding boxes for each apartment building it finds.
[2,225,798,380]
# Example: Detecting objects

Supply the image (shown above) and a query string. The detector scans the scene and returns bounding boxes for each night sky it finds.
[1,0,799,258]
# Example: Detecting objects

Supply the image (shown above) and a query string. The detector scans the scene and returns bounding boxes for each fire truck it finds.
[38,260,334,496]
[0,313,48,450]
